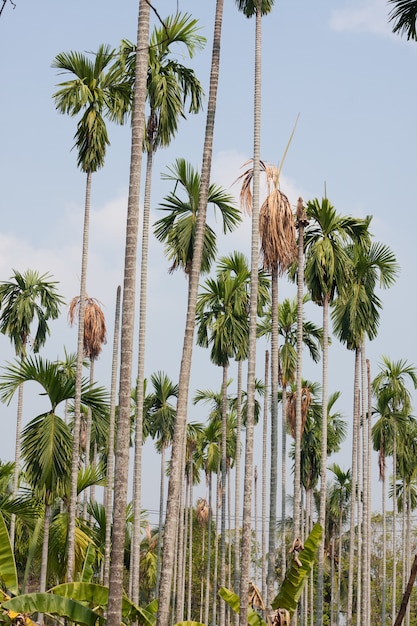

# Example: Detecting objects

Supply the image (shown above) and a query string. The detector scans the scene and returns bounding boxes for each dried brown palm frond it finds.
[296,196,309,227]
[378,447,386,481]
[271,608,291,626]
[248,581,266,611]
[69,295,107,360]
[234,159,278,215]
[259,188,297,275]
[286,387,312,439]
[196,498,210,527]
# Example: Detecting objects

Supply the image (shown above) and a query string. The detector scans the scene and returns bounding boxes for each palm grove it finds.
[0,2,416,626]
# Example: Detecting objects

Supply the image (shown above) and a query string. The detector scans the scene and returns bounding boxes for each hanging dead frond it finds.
[196,498,210,527]
[69,295,107,360]
[248,581,266,611]
[286,387,312,438]
[259,188,297,275]
[289,537,304,567]
[296,196,309,227]
[271,608,291,626]
[234,159,278,215]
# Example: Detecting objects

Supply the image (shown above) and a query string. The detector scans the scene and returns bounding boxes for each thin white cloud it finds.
[329,0,392,36]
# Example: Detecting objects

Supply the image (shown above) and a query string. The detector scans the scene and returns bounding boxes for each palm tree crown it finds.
[0,269,64,358]
[52,43,131,172]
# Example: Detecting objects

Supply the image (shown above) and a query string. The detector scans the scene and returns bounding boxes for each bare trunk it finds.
[107,2,150,623]
[9,380,24,548]
[131,147,154,602]
[103,285,121,586]
[156,3,224,624]
[67,169,91,581]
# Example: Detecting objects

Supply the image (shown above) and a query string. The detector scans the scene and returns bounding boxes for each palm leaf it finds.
[0,511,18,596]
[50,582,156,625]
[271,523,323,616]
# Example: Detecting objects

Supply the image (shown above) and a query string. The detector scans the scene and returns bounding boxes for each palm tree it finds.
[146,371,178,594]
[156,3,227,623]
[302,197,369,625]
[257,294,322,578]
[0,354,109,591]
[372,357,417,623]
[52,43,131,582]
[234,2,275,617]
[106,3,150,624]
[388,0,417,40]
[0,269,64,547]
[331,233,399,625]
[196,253,255,626]
[118,18,205,601]
[68,295,107,514]
[154,158,241,281]
[328,463,351,626]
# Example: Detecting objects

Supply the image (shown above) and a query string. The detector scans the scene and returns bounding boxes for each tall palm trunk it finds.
[40,501,51,593]
[219,363,229,626]
[156,444,166,593]
[103,285,121,586]
[392,432,398,624]
[156,3,224,624]
[240,5,262,622]
[234,359,243,610]
[107,2,150,623]
[315,294,330,626]
[267,266,278,607]
[9,380,24,548]
[294,200,307,542]
[131,146,154,602]
[347,347,361,626]
[205,472,213,626]
[262,351,269,605]
[67,169,91,581]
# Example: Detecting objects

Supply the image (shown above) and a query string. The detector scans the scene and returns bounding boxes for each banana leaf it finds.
[50,582,157,625]
[271,523,322,617]
[2,593,102,626]
[218,587,267,626]
[0,512,18,596]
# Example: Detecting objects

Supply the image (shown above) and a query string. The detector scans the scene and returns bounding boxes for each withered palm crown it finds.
[235,159,297,273]
[259,188,297,274]
[68,296,107,361]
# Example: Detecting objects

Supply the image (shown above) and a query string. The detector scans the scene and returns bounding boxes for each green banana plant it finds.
[0,512,157,626]
[219,523,323,623]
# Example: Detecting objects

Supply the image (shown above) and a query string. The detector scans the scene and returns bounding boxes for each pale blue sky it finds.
[0,0,416,523]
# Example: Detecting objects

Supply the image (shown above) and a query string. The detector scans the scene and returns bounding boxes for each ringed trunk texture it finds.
[107,2,150,624]
[156,3,224,625]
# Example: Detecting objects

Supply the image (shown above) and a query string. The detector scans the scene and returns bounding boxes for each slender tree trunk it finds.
[156,445,166,593]
[9,379,24,548]
[212,469,221,626]
[219,363,229,626]
[107,2,150,623]
[157,4,224,623]
[39,501,51,594]
[234,358,243,618]
[239,5,262,626]
[103,285,121,587]
[175,464,187,622]
[131,147,154,602]
[315,294,330,626]
[347,347,361,626]
[254,465,259,584]
[267,266,279,607]
[205,472,213,626]
[281,382,287,583]
[382,472,387,626]
[67,169,91,581]
[294,211,306,543]
[392,435,398,625]
[262,351,269,606]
